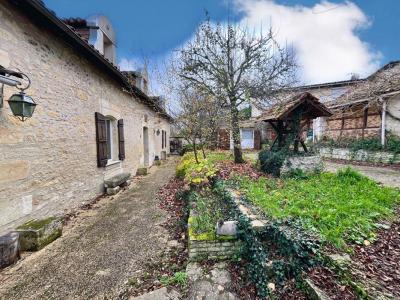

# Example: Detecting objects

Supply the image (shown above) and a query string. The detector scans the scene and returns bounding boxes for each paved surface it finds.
[325,161,400,188]
[0,160,176,300]
[186,262,240,300]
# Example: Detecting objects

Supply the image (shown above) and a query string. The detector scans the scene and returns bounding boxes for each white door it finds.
[241,128,254,149]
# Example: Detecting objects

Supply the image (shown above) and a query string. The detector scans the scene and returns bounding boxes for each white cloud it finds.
[233,0,382,84]
[118,57,139,71]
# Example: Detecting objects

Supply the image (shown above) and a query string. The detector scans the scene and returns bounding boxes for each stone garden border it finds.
[188,209,241,261]
[319,147,400,164]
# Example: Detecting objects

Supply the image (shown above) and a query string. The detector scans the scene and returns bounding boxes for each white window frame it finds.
[105,118,120,166]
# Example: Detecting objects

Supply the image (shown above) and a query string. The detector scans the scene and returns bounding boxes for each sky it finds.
[44,0,399,87]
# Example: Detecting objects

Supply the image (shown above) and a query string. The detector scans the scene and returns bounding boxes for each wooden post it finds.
[381,98,386,147]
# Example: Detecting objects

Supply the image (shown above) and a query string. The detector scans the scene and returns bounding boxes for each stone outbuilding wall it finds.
[0,2,170,232]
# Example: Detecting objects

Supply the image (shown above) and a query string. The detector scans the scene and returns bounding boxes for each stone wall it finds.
[319,148,400,164]
[0,2,170,232]
[188,210,240,261]
[188,239,241,261]
[280,155,324,175]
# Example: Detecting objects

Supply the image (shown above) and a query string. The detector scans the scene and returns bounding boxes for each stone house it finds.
[322,61,400,144]
[0,0,172,232]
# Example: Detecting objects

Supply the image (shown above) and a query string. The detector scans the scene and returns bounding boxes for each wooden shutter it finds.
[118,119,125,161]
[95,112,108,167]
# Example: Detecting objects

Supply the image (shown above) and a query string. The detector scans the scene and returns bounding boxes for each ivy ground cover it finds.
[235,168,400,249]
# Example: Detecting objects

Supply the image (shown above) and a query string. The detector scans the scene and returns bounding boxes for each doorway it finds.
[143,127,149,167]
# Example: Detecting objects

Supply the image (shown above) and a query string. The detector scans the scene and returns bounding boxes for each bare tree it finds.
[171,18,297,163]
[176,88,224,162]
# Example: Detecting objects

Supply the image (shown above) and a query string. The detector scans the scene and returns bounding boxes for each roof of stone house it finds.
[239,118,260,128]
[327,61,400,108]
[251,78,364,111]
[9,0,173,122]
[259,92,332,122]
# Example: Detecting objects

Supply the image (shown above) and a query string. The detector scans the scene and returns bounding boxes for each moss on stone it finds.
[17,217,56,231]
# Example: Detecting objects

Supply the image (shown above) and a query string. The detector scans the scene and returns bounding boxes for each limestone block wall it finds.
[188,239,241,261]
[188,210,240,261]
[0,2,170,232]
[319,148,400,164]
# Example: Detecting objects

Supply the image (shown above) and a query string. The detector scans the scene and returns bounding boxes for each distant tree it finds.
[176,88,224,162]
[172,18,297,163]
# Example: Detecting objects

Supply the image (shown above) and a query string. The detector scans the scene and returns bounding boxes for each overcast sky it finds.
[45,0,398,86]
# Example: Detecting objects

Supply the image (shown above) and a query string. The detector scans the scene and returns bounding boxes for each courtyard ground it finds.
[244,151,400,188]
[325,161,400,188]
[0,159,177,300]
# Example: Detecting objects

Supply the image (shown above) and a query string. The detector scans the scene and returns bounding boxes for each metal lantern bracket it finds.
[0,66,37,122]
[0,66,24,108]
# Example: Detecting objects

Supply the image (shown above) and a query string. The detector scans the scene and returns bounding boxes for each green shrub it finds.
[318,134,400,154]
[337,166,364,182]
[386,134,400,154]
[175,153,218,185]
[258,150,287,177]
[348,137,382,152]
[160,272,188,287]
[281,168,310,180]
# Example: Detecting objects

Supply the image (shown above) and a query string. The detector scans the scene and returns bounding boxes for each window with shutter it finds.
[95,112,108,167]
[118,119,125,161]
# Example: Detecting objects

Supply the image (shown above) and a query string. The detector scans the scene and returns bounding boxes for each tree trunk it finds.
[230,103,244,163]
[201,145,206,159]
[193,140,199,164]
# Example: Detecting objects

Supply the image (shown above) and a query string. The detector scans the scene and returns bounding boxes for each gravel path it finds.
[0,160,177,300]
[325,161,400,188]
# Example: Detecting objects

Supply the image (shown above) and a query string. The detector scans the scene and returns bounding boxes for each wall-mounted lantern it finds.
[156,129,160,135]
[0,66,37,122]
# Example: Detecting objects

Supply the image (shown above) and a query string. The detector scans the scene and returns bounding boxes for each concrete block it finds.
[16,217,62,251]
[136,167,148,176]
[107,186,120,195]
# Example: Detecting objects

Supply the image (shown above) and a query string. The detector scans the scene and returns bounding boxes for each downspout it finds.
[380,97,386,147]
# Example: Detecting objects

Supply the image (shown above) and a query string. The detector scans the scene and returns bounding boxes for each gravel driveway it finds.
[0,160,176,300]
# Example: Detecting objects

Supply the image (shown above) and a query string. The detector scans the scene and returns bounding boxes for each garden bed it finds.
[234,168,399,249]
[175,150,400,299]
[187,187,240,261]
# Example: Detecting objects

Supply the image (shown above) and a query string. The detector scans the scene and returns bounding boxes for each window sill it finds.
[106,160,121,167]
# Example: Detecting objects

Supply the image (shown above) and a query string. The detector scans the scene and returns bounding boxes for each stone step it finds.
[16,217,62,251]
